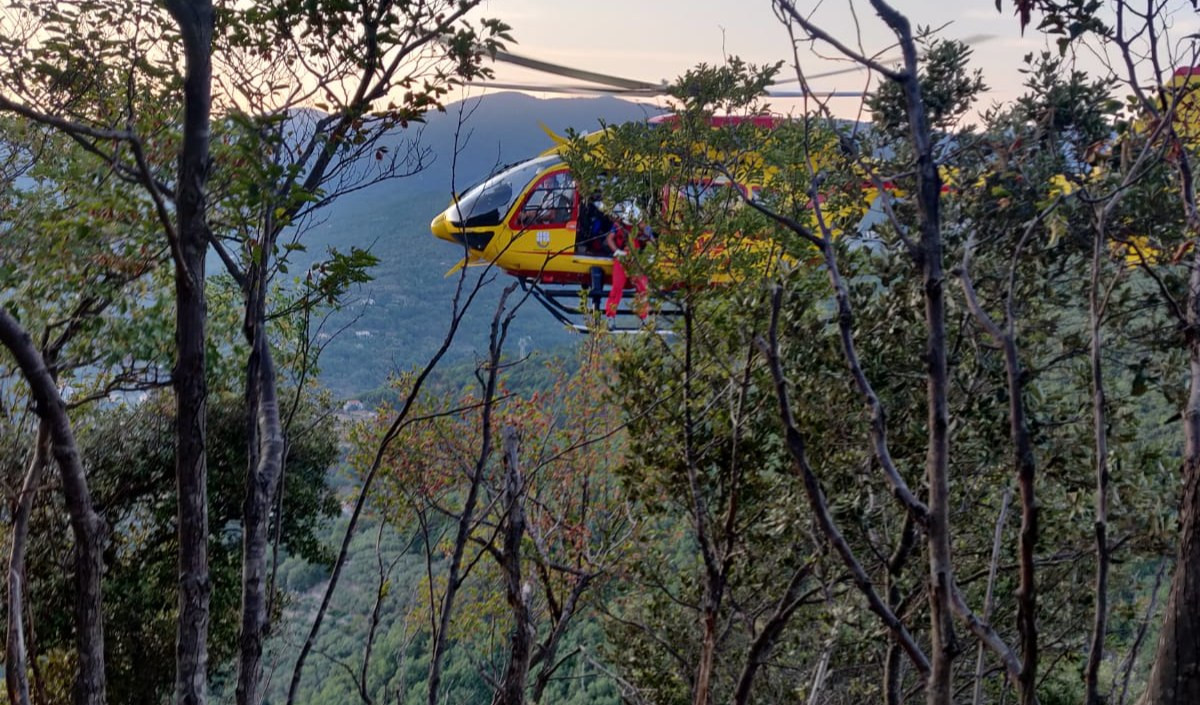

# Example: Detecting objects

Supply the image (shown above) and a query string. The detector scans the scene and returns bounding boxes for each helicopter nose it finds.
[431,210,456,243]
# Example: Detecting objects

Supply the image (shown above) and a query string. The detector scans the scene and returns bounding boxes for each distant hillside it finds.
[291,93,662,397]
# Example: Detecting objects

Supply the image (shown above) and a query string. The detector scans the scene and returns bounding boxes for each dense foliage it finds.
[4,1,1200,704]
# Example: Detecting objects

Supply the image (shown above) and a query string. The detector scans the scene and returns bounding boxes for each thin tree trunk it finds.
[1140,454,1200,705]
[862,4,959,700]
[1085,219,1111,705]
[530,576,591,703]
[235,165,288,702]
[998,335,1039,705]
[236,333,285,705]
[683,308,725,705]
[694,606,719,705]
[913,102,955,705]
[759,289,931,680]
[497,426,534,705]
[427,288,516,705]
[7,422,48,705]
[806,618,840,705]
[0,310,107,705]
[972,490,1011,705]
[1118,562,1165,705]
[162,3,214,704]
[886,516,919,705]
[356,521,408,705]
[27,585,45,705]
[960,290,1039,705]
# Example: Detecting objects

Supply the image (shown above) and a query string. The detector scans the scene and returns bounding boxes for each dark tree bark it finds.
[1005,331,1039,705]
[731,561,814,705]
[1141,427,1200,705]
[161,3,214,704]
[680,308,726,705]
[0,310,107,705]
[859,4,959,701]
[885,517,918,705]
[497,425,534,705]
[972,490,1012,705]
[529,574,592,703]
[960,237,1042,705]
[235,332,284,705]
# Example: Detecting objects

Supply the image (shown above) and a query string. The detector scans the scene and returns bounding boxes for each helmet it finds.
[612,200,642,224]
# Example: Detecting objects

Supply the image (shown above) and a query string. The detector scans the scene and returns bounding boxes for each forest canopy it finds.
[3,1,1200,705]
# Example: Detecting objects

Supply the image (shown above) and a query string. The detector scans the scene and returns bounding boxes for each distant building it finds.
[342,399,365,412]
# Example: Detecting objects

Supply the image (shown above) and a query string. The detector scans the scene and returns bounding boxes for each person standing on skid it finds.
[605,201,653,321]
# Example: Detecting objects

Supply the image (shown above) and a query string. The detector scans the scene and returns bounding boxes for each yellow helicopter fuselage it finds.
[431,153,616,284]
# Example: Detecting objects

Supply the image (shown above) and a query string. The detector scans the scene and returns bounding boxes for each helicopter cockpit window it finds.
[449,155,562,228]
[515,170,576,227]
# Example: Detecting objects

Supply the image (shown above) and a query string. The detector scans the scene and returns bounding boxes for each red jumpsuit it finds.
[605,223,649,320]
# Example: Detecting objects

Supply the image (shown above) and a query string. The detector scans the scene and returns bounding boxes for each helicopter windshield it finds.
[448,155,562,227]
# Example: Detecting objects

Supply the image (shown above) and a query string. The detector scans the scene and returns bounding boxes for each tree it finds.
[200,3,509,701]
[13,391,338,705]
[995,2,1200,701]
[0,313,107,705]
[560,11,1184,704]
[0,109,173,705]
[0,1,218,697]
[362,336,633,705]
[0,2,508,703]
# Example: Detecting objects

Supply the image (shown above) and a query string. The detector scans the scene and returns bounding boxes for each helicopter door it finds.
[510,169,579,272]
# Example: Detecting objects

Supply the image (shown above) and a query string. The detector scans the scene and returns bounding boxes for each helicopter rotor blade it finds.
[491,49,665,92]
[765,89,868,98]
[488,50,868,96]
[772,33,996,85]
[482,33,995,97]
[477,80,865,99]
[483,37,1003,100]
[474,81,666,96]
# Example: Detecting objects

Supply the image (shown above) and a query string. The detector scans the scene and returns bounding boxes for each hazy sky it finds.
[470,0,1200,118]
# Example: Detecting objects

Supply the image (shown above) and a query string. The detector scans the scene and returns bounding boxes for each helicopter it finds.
[431,39,1200,330]
[427,111,850,329]
[428,50,875,331]
[429,37,1017,330]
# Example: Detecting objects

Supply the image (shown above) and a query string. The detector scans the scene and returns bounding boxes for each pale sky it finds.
[469,0,1200,119]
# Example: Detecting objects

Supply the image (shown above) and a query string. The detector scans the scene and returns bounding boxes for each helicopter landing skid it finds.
[518,277,678,334]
